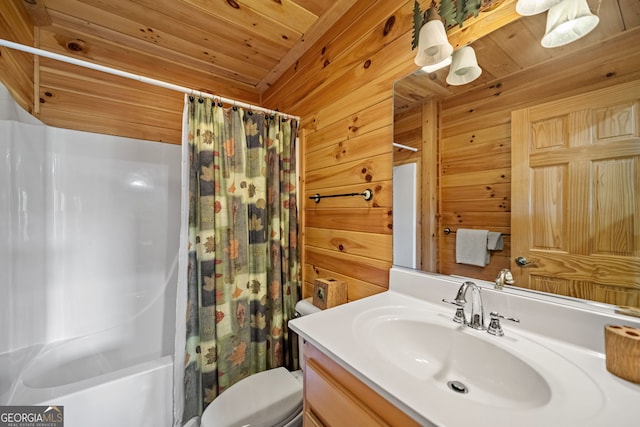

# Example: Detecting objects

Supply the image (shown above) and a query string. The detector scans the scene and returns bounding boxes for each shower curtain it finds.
[174,96,301,426]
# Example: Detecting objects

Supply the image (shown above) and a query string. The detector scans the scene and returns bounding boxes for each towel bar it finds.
[310,189,373,204]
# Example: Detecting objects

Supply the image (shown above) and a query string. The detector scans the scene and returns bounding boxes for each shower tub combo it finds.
[0,84,180,427]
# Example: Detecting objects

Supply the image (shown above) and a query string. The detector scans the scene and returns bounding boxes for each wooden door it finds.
[511,80,640,307]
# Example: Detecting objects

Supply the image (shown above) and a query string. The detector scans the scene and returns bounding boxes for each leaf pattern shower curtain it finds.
[180,97,300,424]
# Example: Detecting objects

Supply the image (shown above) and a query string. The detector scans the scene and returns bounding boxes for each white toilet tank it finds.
[199,297,321,427]
[294,297,321,370]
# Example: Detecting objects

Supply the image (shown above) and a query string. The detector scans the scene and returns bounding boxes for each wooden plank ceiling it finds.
[29,0,357,97]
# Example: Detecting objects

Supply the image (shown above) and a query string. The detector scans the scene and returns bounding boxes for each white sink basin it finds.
[290,270,640,426]
[353,305,605,423]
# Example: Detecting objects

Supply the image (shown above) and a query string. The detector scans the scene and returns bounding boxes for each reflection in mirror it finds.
[392,3,640,309]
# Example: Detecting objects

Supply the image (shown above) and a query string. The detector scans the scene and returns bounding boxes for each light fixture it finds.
[446,46,482,86]
[421,55,452,73]
[515,0,563,16]
[414,8,453,67]
[541,0,599,48]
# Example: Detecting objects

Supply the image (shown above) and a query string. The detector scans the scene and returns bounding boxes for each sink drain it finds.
[447,380,469,394]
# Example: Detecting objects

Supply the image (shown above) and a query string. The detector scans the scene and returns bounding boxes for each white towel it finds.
[456,229,489,267]
[487,232,504,250]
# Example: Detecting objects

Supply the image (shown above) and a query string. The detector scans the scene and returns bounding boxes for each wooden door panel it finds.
[512,80,640,307]
[593,157,639,257]
[531,165,565,251]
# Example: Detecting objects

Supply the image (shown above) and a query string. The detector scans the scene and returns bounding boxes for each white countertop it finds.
[289,267,640,426]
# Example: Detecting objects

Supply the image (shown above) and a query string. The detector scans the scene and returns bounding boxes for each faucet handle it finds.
[442,299,466,324]
[487,311,520,336]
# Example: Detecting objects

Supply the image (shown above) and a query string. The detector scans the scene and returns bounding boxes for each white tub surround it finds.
[289,267,640,426]
[1,82,179,427]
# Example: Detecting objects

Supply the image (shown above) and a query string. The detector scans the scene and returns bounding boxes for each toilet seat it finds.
[200,367,303,427]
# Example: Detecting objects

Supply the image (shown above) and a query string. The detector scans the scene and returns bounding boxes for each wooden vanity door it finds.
[511,80,640,307]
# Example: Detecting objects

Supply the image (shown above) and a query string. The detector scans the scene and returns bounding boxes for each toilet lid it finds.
[200,367,303,427]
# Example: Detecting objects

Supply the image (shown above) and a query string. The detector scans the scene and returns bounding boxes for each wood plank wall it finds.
[264,0,640,299]
[440,27,640,286]
[4,0,638,304]
[0,0,34,112]
[393,27,640,289]
[264,0,422,300]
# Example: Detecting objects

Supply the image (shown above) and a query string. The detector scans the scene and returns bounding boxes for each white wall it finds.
[392,163,417,269]
[0,84,181,355]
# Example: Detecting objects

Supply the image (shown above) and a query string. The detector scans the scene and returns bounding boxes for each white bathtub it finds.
[2,341,173,427]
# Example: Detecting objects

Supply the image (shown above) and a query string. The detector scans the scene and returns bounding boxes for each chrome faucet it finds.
[443,281,486,330]
[495,268,514,289]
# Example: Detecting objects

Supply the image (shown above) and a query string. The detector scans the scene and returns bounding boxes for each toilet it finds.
[200,298,320,427]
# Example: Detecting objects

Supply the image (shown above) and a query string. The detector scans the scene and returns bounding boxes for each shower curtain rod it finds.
[0,39,300,120]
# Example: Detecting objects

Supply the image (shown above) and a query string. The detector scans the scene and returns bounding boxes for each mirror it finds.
[392,7,640,309]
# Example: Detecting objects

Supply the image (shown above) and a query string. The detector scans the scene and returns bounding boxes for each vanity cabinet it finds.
[303,342,420,427]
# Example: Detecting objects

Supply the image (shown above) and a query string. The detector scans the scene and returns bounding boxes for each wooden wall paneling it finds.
[439,29,640,284]
[38,59,182,142]
[305,101,392,154]
[0,46,34,111]
[303,264,386,302]
[441,182,510,202]
[392,104,421,170]
[440,197,510,215]
[618,0,640,29]
[393,147,420,165]
[305,181,392,209]
[262,0,413,113]
[266,0,528,298]
[393,103,421,149]
[0,0,34,113]
[441,27,640,134]
[306,207,392,235]
[305,247,390,289]
[20,0,51,26]
[296,50,400,298]
[305,154,391,190]
[305,126,392,171]
[440,167,511,188]
[442,122,510,150]
[271,0,415,297]
[39,106,179,143]
[38,60,181,106]
[439,102,512,281]
[305,227,392,261]
[3,0,34,42]
[421,99,439,273]
[440,212,511,232]
[39,80,182,135]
